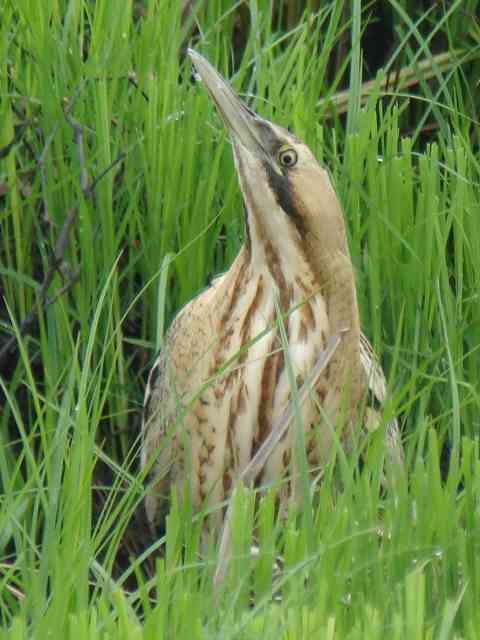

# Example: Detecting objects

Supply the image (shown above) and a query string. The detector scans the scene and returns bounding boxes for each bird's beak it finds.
[188,49,269,162]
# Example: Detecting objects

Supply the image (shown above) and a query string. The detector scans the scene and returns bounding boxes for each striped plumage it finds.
[141,51,403,531]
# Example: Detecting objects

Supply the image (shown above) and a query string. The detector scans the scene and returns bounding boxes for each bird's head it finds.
[188,49,350,279]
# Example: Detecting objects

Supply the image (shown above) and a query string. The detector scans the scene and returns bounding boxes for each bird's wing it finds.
[141,282,222,527]
[359,333,404,468]
[141,297,198,528]
[141,339,176,528]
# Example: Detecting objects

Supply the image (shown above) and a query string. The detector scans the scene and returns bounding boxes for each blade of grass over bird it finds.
[213,332,343,591]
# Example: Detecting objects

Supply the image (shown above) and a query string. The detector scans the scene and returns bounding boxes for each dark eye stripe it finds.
[264,162,304,231]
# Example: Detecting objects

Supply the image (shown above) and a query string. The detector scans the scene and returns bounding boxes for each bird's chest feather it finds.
[193,267,330,496]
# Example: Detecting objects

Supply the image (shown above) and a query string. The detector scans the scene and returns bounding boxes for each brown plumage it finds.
[141,50,403,532]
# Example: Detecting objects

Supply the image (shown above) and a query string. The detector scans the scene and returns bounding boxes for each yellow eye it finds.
[278,147,298,168]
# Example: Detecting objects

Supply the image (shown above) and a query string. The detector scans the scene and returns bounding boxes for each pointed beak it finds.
[188,49,269,161]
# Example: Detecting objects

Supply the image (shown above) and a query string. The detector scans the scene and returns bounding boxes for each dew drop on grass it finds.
[166,110,185,124]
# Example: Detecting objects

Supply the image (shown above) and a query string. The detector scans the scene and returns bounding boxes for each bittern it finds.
[142,50,402,532]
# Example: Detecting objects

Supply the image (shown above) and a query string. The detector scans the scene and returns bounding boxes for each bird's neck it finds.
[244,221,360,342]
[244,215,362,399]
[305,230,363,407]
[314,246,360,341]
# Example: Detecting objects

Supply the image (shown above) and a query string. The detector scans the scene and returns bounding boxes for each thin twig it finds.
[89,151,126,194]
[10,102,40,162]
[319,52,454,115]
[64,110,90,194]
[127,71,150,103]
[213,332,343,592]
[0,100,126,367]
[0,208,79,365]
[0,122,30,160]
[38,124,61,224]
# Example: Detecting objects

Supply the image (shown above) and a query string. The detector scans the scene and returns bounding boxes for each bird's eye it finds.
[278,147,298,168]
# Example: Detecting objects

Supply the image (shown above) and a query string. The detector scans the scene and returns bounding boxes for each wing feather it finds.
[359,333,404,468]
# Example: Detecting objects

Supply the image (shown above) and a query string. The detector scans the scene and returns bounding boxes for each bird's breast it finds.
[192,267,330,507]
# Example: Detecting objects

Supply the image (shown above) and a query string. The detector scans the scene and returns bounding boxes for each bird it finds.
[141,50,403,533]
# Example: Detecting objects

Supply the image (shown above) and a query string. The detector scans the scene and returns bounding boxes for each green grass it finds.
[1,1,480,637]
